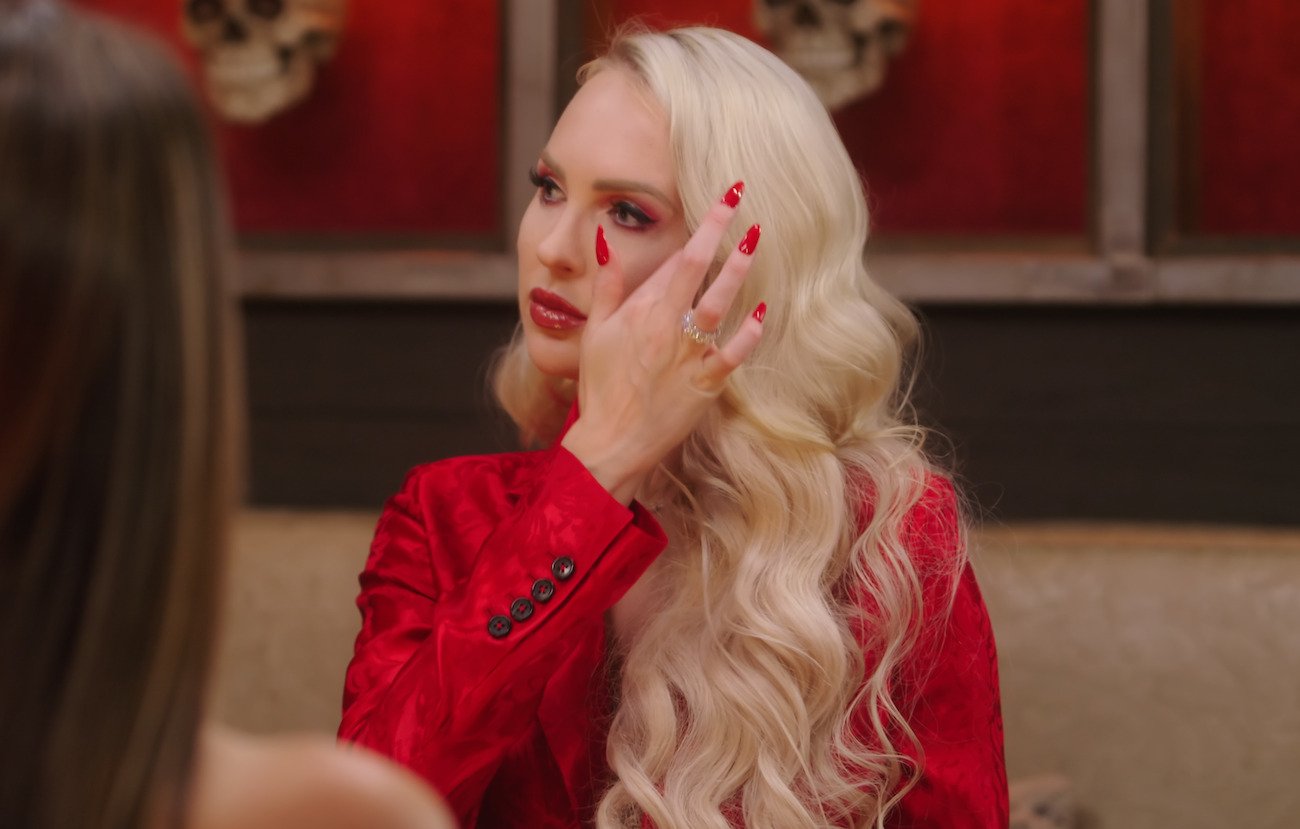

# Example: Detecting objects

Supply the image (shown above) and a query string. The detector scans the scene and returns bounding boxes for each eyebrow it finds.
[540,151,674,206]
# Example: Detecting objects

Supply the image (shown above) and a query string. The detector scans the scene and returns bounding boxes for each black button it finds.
[510,597,534,622]
[551,556,576,581]
[531,578,556,602]
[487,615,512,638]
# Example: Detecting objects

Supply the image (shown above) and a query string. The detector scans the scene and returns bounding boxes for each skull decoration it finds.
[182,0,347,123]
[754,0,917,110]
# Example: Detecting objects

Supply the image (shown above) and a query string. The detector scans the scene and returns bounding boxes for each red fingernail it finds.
[738,223,761,255]
[721,181,745,208]
[596,225,609,266]
[752,302,767,323]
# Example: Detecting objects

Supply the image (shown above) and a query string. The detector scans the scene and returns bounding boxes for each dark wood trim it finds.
[504,0,559,238]
[1171,0,1203,240]
[236,249,1300,305]
[1097,0,1150,260]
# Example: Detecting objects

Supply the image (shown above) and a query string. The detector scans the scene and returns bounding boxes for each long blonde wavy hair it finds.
[494,26,961,829]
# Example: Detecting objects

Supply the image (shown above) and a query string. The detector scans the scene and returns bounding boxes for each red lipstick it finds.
[528,287,587,331]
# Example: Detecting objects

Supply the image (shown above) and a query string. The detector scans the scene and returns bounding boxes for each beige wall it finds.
[211,511,376,734]
[212,512,1300,828]
[977,525,1300,829]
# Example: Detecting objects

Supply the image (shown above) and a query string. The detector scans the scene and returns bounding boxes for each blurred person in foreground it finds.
[0,2,456,827]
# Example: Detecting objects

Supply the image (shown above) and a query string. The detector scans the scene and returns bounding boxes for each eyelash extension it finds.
[528,167,563,205]
[528,167,655,229]
[611,201,656,229]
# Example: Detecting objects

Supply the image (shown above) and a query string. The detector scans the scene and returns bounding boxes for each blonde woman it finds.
[0,2,453,828]
[340,26,1006,829]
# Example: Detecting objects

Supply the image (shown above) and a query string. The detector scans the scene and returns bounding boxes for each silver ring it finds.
[681,310,718,346]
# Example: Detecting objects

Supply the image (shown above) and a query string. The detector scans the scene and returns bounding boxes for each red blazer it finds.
[339,431,1008,828]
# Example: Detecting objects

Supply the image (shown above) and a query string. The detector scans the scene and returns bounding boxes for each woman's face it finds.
[516,68,689,380]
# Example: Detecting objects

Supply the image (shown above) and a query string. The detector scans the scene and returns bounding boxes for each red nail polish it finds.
[752,302,767,323]
[596,225,609,266]
[721,181,745,208]
[738,223,761,255]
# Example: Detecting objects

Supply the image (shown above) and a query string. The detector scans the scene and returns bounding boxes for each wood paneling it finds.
[912,305,1300,524]
[244,302,1300,525]
[243,302,518,507]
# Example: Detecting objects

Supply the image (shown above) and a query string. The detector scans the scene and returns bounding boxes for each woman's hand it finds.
[560,183,765,505]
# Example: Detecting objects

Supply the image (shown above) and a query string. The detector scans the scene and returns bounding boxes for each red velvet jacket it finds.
[339,431,1008,828]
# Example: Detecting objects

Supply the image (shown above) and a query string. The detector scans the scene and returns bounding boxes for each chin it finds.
[524,329,579,381]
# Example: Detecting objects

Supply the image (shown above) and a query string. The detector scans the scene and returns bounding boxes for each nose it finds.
[533,206,588,279]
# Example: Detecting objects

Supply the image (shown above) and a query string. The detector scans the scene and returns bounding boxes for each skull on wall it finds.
[754,0,917,110]
[182,0,347,123]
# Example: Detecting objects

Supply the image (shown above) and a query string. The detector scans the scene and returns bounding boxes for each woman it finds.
[0,3,453,827]
[340,26,1006,829]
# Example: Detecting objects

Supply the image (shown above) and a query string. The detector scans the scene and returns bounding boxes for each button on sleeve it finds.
[509,597,534,622]
[487,615,512,638]
[531,578,555,602]
[551,556,576,581]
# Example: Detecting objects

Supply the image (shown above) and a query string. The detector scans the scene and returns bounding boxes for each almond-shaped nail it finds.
[721,180,745,208]
[752,302,767,323]
[596,225,609,266]
[738,223,761,255]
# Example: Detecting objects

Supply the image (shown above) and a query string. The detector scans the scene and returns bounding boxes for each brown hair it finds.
[0,2,237,827]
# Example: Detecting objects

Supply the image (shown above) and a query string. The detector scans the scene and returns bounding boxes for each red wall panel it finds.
[606,0,1090,237]
[72,0,501,240]
[1198,0,1300,236]
[597,0,758,38]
